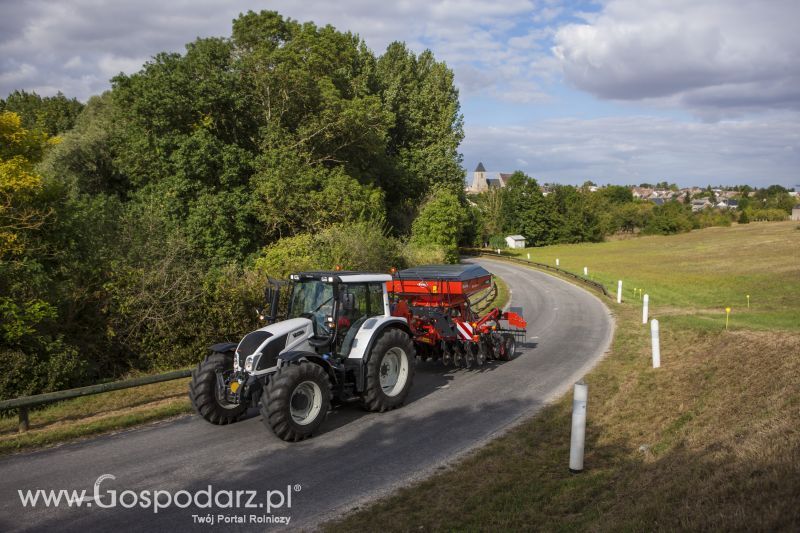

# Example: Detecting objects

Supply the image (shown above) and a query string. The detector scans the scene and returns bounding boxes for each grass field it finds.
[325,221,800,531]
[516,221,800,331]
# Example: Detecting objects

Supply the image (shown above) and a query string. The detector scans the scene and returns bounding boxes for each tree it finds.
[500,171,555,245]
[599,185,633,204]
[410,186,467,263]
[0,111,54,256]
[1,90,84,136]
[643,201,693,235]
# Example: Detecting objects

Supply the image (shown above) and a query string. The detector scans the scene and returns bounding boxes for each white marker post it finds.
[527,252,530,260]
[617,280,623,303]
[651,319,661,368]
[583,266,588,276]
[642,294,649,324]
[569,381,588,473]
[556,258,560,267]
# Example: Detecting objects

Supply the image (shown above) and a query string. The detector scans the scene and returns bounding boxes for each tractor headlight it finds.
[244,355,255,372]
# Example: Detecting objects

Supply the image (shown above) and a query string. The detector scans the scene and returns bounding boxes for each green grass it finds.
[0,378,192,455]
[512,222,800,331]
[325,221,800,532]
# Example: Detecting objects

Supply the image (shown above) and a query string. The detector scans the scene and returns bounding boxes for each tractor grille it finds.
[236,331,272,369]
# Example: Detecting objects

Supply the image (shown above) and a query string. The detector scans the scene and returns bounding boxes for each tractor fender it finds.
[209,342,237,355]
[276,350,338,385]
[345,316,412,392]
[346,316,411,362]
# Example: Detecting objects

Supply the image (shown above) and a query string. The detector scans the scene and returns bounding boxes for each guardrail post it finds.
[569,381,588,473]
[651,319,661,368]
[19,407,29,433]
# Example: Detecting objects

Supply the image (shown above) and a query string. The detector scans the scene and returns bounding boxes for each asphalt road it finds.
[0,258,613,532]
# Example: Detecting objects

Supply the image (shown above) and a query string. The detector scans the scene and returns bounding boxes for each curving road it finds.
[0,258,613,532]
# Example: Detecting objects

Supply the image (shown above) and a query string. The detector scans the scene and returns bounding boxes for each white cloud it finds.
[0,0,560,102]
[463,114,800,186]
[553,0,800,116]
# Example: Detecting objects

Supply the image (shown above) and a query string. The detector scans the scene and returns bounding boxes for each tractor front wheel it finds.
[262,362,331,442]
[189,352,247,425]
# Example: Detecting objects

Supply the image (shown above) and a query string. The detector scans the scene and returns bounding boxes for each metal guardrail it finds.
[470,282,498,314]
[465,250,609,297]
[1,368,192,433]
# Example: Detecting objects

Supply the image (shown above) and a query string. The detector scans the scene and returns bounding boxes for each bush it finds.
[402,242,448,266]
[255,220,405,278]
[738,210,750,224]
[316,221,405,272]
[693,208,734,229]
[642,202,693,235]
[747,208,787,221]
[488,235,507,249]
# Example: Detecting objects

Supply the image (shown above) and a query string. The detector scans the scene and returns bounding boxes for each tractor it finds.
[189,271,415,442]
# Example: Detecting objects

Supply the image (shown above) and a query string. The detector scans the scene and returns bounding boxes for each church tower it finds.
[471,162,488,192]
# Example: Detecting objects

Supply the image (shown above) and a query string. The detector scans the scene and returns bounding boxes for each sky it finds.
[1,0,799,188]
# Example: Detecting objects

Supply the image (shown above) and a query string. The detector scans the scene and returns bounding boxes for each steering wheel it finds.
[299,312,331,336]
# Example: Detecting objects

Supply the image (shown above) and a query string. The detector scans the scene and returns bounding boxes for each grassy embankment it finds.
[326,221,800,531]
[0,277,510,455]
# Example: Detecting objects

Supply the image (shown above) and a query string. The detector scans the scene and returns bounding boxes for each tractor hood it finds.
[235,317,313,373]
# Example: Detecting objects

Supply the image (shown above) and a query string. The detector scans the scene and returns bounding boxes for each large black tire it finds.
[361,328,416,412]
[189,352,247,425]
[497,333,516,361]
[261,362,331,442]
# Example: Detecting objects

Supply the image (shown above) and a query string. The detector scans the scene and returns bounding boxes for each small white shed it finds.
[505,235,526,249]
[792,205,800,221]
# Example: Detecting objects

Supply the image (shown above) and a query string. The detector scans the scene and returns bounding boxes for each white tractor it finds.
[189,271,415,441]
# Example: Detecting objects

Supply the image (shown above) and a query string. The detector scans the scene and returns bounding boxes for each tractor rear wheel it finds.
[189,352,247,425]
[262,362,331,442]
[362,329,416,412]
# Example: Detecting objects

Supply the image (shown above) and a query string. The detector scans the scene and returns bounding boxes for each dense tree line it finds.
[469,173,796,248]
[0,11,467,399]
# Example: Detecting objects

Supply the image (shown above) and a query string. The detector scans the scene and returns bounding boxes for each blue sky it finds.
[2,0,798,188]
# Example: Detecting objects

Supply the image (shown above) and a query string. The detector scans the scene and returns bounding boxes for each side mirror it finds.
[263,285,280,322]
[341,292,355,311]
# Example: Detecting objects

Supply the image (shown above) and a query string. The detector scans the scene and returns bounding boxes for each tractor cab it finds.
[282,271,392,358]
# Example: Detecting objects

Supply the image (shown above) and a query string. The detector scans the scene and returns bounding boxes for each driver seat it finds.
[308,335,332,352]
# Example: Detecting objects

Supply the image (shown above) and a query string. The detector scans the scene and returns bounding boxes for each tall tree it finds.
[1,90,84,136]
[500,171,554,246]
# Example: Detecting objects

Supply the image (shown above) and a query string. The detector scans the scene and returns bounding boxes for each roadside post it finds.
[746,295,750,309]
[725,307,731,330]
[643,294,649,324]
[651,319,661,368]
[583,266,588,276]
[569,381,588,473]
[617,280,623,303]
[556,258,560,267]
